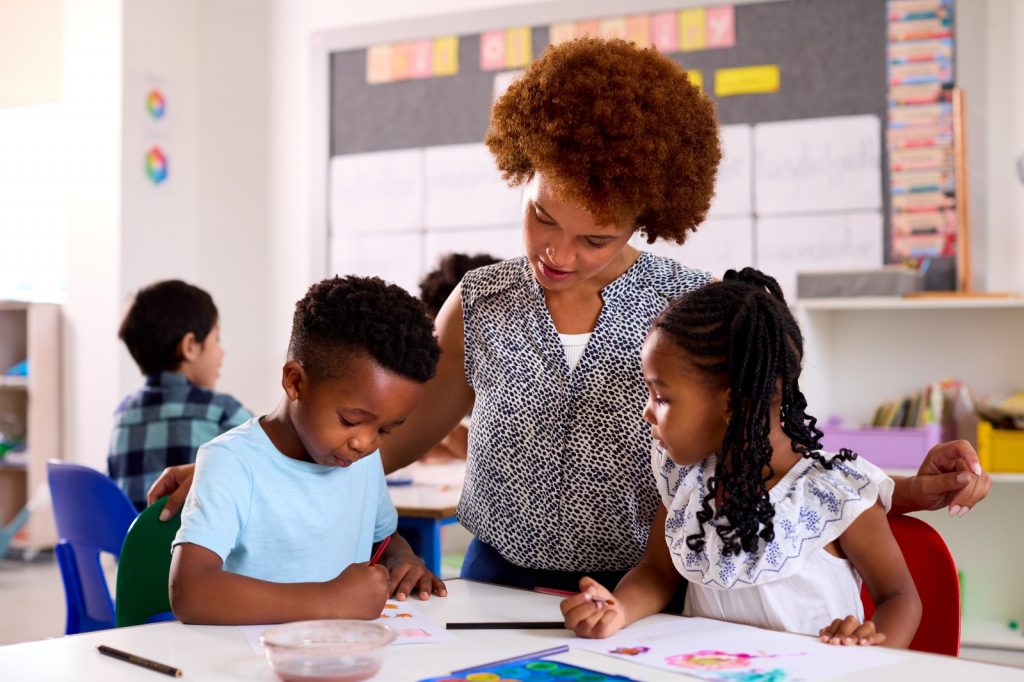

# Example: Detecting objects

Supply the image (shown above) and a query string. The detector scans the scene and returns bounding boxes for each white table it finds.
[1,579,1021,681]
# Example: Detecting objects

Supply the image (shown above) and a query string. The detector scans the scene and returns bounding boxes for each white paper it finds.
[423,143,523,231]
[492,70,524,102]
[568,616,902,681]
[754,115,882,215]
[708,125,753,218]
[330,232,423,295]
[424,227,523,268]
[329,149,424,233]
[240,600,456,656]
[755,212,884,302]
[638,217,754,280]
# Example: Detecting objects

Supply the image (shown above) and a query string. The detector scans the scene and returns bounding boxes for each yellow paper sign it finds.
[686,69,703,91]
[433,36,459,76]
[505,27,532,68]
[714,65,781,97]
[391,43,412,81]
[678,8,707,51]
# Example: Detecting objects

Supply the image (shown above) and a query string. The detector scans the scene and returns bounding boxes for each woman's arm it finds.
[561,504,681,638]
[169,544,390,625]
[380,285,475,474]
[824,503,922,648]
[889,440,991,516]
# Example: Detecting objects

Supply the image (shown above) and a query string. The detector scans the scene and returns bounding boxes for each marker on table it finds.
[452,645,570,674]
[97,645,182,678]
[446,621,568,630]
[369,535,391,566]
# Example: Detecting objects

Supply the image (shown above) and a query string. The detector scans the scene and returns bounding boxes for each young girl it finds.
[561,268,922,648]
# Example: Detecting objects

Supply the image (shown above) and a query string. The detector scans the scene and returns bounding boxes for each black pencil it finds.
[446,621,567,630]
[97,645,183,677]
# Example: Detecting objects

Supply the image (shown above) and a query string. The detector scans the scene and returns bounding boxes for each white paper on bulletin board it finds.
[636,217,754,280]
[707,125,753,218]
[423,143,522,231]
[424,227,523,269]
[330,231,423,295]
[329,149,424,233]
[754,115,882,215]
[756,211,884,301]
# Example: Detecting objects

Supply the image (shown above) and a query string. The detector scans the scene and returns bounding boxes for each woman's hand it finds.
[560,577,628,639]
[819,616,886,646]
[892,440,991,516]
[147,463,197,520]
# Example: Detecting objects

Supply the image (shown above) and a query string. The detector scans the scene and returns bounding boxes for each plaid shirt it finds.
[107,371,253,510]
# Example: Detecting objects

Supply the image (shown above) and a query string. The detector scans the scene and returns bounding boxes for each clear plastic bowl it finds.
[261,620,396,682]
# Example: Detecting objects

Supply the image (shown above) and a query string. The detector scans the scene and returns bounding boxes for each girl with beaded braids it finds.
[562,269,922,647]
[149,38,989,595]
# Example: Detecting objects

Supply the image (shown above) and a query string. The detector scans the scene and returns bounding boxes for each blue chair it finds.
[47,460,138,634]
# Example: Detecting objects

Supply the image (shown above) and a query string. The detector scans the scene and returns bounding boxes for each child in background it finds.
[108,280,252,510]
[561,269,922,647]
[169,276,447,625]
[417,252,499,462]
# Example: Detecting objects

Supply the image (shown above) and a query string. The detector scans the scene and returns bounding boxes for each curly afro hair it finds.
[289,276,441,384]
[418,252,501,319]
[486,37,721,244]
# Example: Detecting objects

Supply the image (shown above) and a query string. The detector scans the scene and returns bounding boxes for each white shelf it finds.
[797,296,1024,311]
[0,376,27,390]
[962,620,1024,651]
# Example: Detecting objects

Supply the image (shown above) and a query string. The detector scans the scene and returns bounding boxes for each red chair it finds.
[861,515,960,655]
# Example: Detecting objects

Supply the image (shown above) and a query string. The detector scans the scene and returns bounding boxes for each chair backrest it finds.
[861,515,960,656]
[115,496,181,627]
[46,460,138,634]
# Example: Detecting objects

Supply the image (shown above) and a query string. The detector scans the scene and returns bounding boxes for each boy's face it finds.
[189,323,224,389]
[640,328,729,466]
[288,354,424,468]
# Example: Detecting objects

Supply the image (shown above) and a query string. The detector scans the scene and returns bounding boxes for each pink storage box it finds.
[819,418,943,470]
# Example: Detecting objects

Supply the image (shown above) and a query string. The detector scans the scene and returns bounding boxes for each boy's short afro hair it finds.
[289,276,441,384]
[486,37,721,244]
[418,252,501,319]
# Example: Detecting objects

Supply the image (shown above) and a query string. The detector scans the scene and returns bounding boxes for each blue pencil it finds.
[452,645,570,674]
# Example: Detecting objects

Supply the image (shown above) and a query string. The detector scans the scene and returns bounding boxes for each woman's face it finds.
[521,172,636,292]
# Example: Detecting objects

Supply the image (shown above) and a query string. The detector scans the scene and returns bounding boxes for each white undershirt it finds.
[558,332,592,373]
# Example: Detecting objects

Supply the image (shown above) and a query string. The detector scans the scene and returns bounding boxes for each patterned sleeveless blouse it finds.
[459,253,711,571]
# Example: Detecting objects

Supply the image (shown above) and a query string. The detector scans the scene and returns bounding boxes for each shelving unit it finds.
[796,297,1024,661]
[0,302,61,554]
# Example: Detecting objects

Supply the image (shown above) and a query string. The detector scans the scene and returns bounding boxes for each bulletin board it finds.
[312,0,898,299]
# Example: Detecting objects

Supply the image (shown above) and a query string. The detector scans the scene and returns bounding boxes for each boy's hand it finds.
[385,551,447,601]
[819,616,887,646]
[560,577,627,639]
[326,562,390,619]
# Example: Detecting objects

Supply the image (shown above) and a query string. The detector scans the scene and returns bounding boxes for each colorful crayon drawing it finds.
[610,646,650,656]
[397,628,432,638]
[666,650,758,670]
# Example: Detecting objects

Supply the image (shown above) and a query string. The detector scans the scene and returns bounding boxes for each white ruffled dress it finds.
[653,445,894,636]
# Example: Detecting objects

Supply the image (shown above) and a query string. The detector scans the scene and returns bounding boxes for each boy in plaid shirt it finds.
[107,280,251,510]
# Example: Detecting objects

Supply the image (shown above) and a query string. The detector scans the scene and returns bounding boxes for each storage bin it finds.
[818,419,943,470]
[978,421,1024,473]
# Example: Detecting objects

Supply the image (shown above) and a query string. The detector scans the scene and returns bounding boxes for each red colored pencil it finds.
[369,536,391,566]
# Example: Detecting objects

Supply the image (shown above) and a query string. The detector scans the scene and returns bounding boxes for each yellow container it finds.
[978,421,1024,473]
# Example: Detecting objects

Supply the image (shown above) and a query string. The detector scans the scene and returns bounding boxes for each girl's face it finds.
[641,328,729,466]
[521,172,636,292]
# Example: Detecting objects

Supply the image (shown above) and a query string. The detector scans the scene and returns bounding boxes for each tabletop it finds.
[388,461,464,519]
[1,579,1021,681]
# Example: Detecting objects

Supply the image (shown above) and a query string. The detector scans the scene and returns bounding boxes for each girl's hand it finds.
[385,552,447,601]
[819,616,887,646]
[560,577,627,639]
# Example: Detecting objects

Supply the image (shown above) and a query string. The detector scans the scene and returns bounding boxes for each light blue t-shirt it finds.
[172,418,398,583]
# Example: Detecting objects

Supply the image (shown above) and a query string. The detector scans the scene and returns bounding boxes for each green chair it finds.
[115,497,181,627]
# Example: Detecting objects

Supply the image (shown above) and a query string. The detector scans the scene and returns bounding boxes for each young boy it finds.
[169,276,447,625]
[108,280,252,510]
